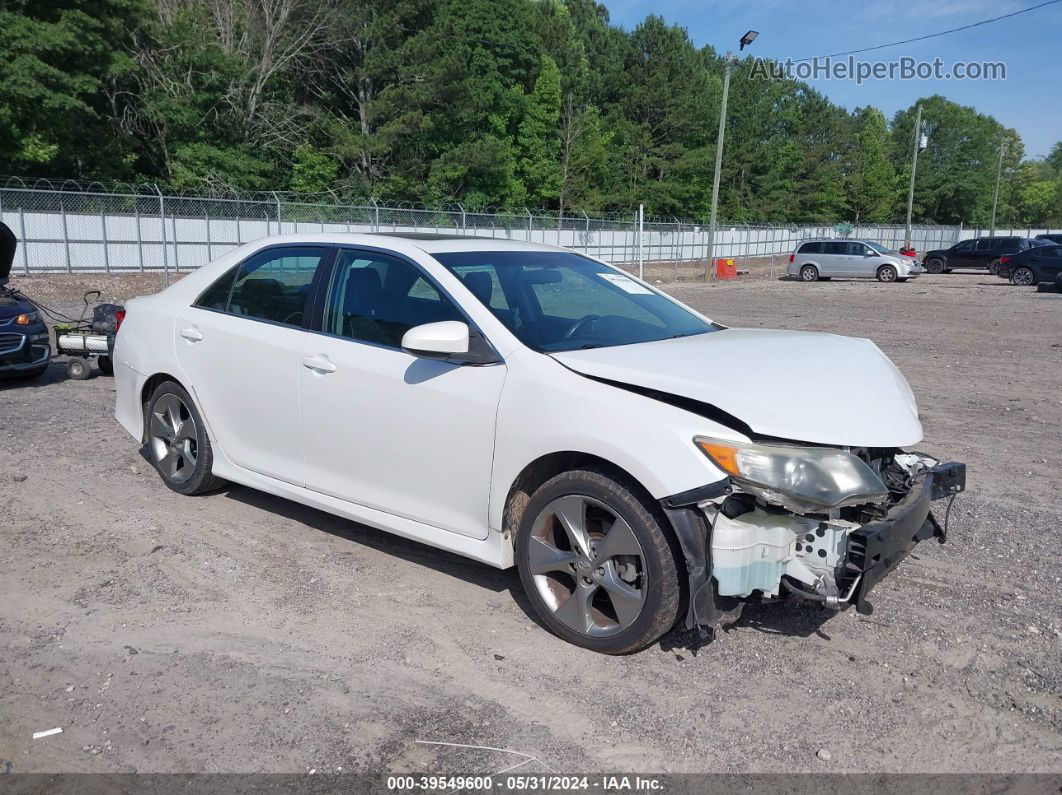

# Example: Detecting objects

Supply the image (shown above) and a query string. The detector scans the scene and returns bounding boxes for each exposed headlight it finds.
[694,436,889,513]
[15,311,39,326]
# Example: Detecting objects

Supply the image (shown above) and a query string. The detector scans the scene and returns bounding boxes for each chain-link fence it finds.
[1,178,1057,281]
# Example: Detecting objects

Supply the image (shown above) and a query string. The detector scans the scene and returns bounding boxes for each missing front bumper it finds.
[662,461,967,629]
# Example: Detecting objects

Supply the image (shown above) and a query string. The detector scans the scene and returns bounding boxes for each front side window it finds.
[847,242,868,256]
[953,240,974,252]
[323,249,463,348]
[434,251,716,353]
[195,245,328,327]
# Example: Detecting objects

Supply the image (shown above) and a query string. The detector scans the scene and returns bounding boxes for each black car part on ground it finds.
[659,460,966,630]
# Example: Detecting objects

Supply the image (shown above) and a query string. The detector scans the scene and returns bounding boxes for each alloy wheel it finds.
[149,393,199,484]
[1012,268,1035,286]
[526,495,647,638]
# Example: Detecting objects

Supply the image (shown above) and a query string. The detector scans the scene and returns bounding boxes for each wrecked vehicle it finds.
[113,235,965,653]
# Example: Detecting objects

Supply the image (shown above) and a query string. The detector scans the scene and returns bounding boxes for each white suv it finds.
[114,234,964,653]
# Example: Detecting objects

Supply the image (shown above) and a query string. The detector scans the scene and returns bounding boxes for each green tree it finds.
[848,107,895,223]
[514,56,562,207]
[0,0,145,178]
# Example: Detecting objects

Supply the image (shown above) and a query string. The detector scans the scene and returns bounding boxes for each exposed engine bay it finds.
[662,447,966,629]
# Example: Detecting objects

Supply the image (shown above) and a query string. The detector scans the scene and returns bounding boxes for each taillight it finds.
[999,255,1010,264]
[789,254,795,263]
[115,309,126,331]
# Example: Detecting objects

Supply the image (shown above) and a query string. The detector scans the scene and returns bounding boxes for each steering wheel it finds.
[564,314,601,340]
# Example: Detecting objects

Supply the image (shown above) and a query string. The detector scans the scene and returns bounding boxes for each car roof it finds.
[234,232,568,255]
[795,238,889,245]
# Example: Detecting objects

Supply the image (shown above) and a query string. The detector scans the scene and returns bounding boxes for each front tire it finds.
[799,265,819,282]
[877,265,898,282]
[145,381,225,495]
[1010,267,1036,286]
[926,258,945,274]
[515,469,681,654]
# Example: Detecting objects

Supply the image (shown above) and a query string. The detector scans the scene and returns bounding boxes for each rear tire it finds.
[877,265,898,282]
[1010,267,1036,286]
[799,265,819,282]
[66,358,90,380]
[145,381,226,496]
[515,468,681,654]
[926,258,945,274]
[988,259,1000,275]
[97,356,114,376]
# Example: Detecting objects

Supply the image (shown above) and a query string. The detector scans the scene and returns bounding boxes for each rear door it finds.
[819,241,847,275]
[174,244,333,486]
[1033,246,1062,280]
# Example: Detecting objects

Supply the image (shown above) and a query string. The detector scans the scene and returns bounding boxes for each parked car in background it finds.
[113,233,964,653]
[1034,233,1062,245]
[994,243,1062,286]
[788,239,921,283]
[922,236,1047,274]
[0,290,51,380]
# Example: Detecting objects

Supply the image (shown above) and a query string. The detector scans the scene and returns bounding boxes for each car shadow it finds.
[0,360,66,390]
[658,598,839,655]
[219,484,521,598]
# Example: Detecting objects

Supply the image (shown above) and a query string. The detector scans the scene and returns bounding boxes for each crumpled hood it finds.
[551,328,923,448]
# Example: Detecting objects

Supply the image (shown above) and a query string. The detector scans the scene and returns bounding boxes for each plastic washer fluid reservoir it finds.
[711,508,816,597]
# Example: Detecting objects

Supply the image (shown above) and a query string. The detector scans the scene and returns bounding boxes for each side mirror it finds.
[864,250,876,257]
[402,321,469,357]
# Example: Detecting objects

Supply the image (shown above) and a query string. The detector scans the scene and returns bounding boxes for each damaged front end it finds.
[662,445,966,630]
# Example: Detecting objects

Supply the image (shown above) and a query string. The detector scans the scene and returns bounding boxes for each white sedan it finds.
[113,234,964,653]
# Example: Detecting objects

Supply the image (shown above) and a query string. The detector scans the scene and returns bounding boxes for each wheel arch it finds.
[139,372,188,440]
[500,451,659,540]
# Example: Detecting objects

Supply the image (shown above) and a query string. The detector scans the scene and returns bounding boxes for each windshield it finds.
[433,251,717,352]
[867,242,901,255]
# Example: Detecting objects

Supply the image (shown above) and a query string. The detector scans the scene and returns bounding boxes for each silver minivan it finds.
[788,239,922,283]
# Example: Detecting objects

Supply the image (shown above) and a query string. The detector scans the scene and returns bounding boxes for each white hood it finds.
[551,328,922,448]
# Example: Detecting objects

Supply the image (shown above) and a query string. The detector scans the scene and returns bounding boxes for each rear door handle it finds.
[179,326,204,342]
[302,354,336,374]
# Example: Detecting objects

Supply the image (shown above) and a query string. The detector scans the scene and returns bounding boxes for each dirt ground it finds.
[1,269,1060,775]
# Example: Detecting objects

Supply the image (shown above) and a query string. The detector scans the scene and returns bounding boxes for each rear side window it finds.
[798,242,821,254]
[195,245,329,327]
[324,249,463,348]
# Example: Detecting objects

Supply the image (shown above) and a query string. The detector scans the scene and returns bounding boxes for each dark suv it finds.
[921,236,1047,274]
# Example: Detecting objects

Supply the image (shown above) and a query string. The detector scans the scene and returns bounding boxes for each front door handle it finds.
[180,326,204,342]
[302,354,336,374]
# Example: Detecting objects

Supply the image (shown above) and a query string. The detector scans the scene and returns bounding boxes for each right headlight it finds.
[694,436,889,513]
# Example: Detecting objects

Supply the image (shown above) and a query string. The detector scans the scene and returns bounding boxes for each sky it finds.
[601,0,1062,158]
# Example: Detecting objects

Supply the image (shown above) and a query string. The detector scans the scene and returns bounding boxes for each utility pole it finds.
[705,31,758,281]
[705,51,733,281]
[904,104,923,250]
[990,138,1006,236]
[637,204,644,280]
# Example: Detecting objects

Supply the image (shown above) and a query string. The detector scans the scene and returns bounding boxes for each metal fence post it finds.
[459,204,466,232]
[60,193,72,272]
[273,191,283,234]
[135,204,144,272]
[100,208,111,272]
[19,206,29,274]
[204,210,212,261]
[371,197,379,231]
[155,185,170,286]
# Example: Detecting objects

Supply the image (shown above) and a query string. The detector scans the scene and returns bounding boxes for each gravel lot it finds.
[1,270,1060,775]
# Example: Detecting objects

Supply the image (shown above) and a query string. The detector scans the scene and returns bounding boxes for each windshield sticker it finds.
[597,273,654,295]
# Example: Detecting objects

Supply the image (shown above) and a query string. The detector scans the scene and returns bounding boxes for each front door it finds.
[298,248,506,538]
[174,244,332,485]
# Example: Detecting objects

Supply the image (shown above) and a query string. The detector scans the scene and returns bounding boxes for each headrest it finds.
[462,271,493,305]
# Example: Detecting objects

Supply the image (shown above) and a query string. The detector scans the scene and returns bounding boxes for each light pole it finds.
[990,137,1006,236]
[903,104,925,250]
[705,30,757,281]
